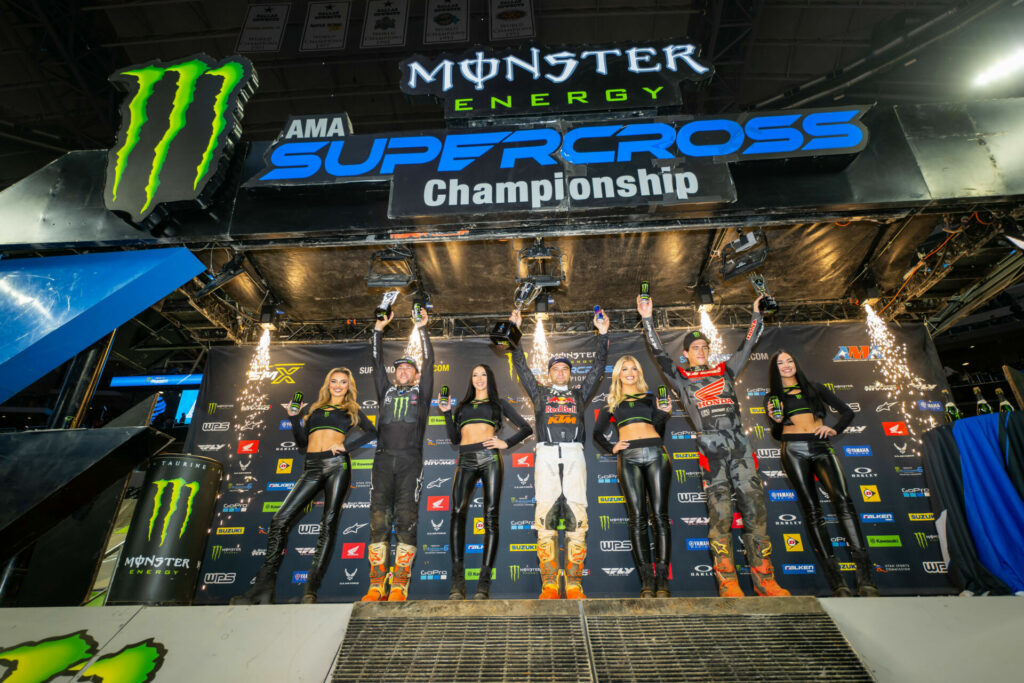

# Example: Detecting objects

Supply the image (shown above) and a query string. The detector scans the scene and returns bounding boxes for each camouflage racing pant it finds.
[698,433,768,542]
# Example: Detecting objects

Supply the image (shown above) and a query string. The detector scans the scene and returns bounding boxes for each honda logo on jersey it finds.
[693,377,732,409]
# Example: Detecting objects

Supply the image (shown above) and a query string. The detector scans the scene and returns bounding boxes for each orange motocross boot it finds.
[710,537,745,597]
[361,542,389,602]
[744,534,791,597]
[387,543,416,601]
[564,537,587,600]
[537,535,561,599]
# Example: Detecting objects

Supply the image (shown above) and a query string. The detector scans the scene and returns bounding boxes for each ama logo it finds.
[694,378,732,409]
[105,54,257,223]
[833,345,882,361]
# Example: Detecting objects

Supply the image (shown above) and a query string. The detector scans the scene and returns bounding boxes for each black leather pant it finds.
[450,446,503,571]
[260,452,351,593]
[617,441,672,570]
[781,438,869,581]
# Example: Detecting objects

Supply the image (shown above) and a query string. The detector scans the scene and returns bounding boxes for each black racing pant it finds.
[617,439,672,569]
[450,445,503,570]
[369,448,423,546]
[263,452,351,592]
[781,437,869,571]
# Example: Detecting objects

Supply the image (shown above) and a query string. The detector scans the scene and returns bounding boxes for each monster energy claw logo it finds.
[392,395,411,419]
[0,631,166,683]
[147,478,200,546]
[105,54,256,222]
[509,565,521,581]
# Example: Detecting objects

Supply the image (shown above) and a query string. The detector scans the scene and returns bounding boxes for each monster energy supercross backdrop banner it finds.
[107,455,223,605]
[185,322,954,604]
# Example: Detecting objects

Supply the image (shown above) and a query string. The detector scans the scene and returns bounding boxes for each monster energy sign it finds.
[107,455,222,605]
[104,54,257,223]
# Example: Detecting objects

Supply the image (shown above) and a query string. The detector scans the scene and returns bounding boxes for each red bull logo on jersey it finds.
[544,395,577,414]
[693,377,733,409]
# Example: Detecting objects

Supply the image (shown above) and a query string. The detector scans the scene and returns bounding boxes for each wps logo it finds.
[923,561,948,574]
[203,572,236,584]
[600,540,632,552]
[783,533,804,552]
[860,485,880,502]
[270,363,304,384]
[513,453,534,467]
[341,543,365,559]
[427,496,450,511]
[105,55,256,222]
[833,345,882,361]
[147,478,199,545]
[678,492,707,503]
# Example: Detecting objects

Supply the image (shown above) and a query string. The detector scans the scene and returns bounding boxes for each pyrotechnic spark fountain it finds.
[698,305,727,366]
[222,327,274,521]
[403,326,424,374]
[529,315,552,379]
[863,304,938,450]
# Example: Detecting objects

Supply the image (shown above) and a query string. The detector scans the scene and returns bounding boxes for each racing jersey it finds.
[371,327,434,454]
[642,314,762,453]
[511,333,609,444]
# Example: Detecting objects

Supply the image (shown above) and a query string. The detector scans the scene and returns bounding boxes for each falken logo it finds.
[105,55,256,222]
[833,345,882,361]
[861,512,894,523]
[694,378,732,409]
[782,564,816,574]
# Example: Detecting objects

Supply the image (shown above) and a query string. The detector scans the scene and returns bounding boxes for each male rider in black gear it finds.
[362,308,433,602]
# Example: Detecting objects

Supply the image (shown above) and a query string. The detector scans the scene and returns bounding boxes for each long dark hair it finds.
[767,350,825,440]
[453,364,503,430]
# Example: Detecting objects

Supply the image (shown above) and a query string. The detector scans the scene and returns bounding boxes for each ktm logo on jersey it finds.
[548,415,577,425]
[693,378,734,409]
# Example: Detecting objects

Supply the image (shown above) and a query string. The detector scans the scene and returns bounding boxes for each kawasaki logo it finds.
[105,54,256,222]
[147,478,199,546]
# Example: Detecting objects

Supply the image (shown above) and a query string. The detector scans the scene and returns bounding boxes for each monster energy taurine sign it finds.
[107,455,223,605]
[104,54,258,223]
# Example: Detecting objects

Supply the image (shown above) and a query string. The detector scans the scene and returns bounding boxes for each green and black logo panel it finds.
[104,54,257,223]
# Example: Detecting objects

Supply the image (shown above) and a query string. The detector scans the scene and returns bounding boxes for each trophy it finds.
[374,289,400,321]
[490,280,542,349]
[747,273,778,316]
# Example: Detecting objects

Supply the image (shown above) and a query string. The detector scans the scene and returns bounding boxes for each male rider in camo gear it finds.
[362,308,433,602]
[508,308,609,599]
[638,295,789,598]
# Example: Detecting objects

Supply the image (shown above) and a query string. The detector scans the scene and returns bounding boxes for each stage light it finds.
[973,47,1024,87]
[366,246,416,289]
[852,269,881,307]
[535,295,550,314]
[695,282,715,307]
[517,238,565,288]
[195,253,245,299]
[259,303,280,330]
[720,229,768,280]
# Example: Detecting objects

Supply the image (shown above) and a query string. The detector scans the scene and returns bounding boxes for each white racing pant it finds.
[533,442,588,544]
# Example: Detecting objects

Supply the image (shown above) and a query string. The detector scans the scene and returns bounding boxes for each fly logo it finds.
[105,55,256,222]
[513,453,534,467]
[833,345,882,361]
[341,543,365,559]
[270,363,304,384]
[237,440,259,454]
[693,378,732,409]
[427,496,450,511]
[860,485,881,502]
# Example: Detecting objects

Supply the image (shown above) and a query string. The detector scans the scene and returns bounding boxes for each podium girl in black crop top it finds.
[766,351,878,597]
[439,364,531,600]
[231,367,376,605]
[593,355,673,598]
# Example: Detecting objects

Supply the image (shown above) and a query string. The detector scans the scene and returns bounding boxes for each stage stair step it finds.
[330,597,872,682]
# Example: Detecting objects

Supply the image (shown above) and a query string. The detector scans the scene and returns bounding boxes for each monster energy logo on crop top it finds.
[105,54,257,222]
[148,478,200,546]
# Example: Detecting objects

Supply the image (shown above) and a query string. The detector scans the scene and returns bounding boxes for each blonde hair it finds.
[608,355,649,413]
[304,367,360,424]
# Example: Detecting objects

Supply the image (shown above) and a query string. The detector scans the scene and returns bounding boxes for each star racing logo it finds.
[148,478,200,546]
[105,54,257,222]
